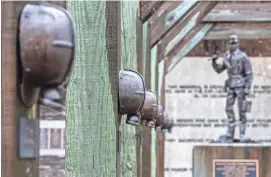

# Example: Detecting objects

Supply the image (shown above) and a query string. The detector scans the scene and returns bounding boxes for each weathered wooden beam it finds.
[156,44,166,177]
[202,2,271,22]
[139,1,165,23]
[2,2,40,177]
[150,0,199,47]
[120,2,139,177]
[161,1,217,58]
[136,17,143,177]
[166,23,214,74]
[66,1,118,176]
[142,22,152,177]
[151,45,158,177]
[205,23,271,40]
[188,39,271,57]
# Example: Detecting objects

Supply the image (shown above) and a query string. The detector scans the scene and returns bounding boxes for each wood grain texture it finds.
[205,23,271,40]
[120,1,139,177]
[66,1,117,176]
[2,1,40,177]
[161,1,217,58]
[193,145,271,177]
[202,2,271,22]
[139,1,165,23]
[150,0,198,47]
[188,39,271,57]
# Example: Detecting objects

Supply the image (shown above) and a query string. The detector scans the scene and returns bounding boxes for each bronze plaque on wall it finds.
[213,159,259,177]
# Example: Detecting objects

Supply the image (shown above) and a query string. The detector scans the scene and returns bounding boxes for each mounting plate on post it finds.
[17,117,39,159]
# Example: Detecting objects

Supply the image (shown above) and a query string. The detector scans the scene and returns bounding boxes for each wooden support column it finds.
[150,44,159,177]
[156,44,166,177]
[105,2,122,177]
[142,22,152,177]
[66,1,119,176]
[136,16,143,177]
[2,1,40,177]
[120,1,139,176]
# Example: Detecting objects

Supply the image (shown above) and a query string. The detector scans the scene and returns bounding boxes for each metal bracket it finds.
[17,117,39,159]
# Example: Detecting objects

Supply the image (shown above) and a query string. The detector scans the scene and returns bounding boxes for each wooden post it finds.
[156,44,166,177]
[136,16,144,177]
[151,44,159,177]
[142,22,152,177]
[66,1,119,176]
[2,1,39,177]
[120,1,139,176]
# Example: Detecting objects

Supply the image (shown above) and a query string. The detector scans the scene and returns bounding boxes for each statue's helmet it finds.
[18,3,75,108]
[227,35,239,51]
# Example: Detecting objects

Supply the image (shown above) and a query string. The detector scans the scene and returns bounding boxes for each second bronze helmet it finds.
[118,69,146,126]
[141,90,159,128]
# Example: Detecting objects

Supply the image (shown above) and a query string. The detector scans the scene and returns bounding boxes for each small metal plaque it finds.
[213,159,259,177]
[18,117,39,159]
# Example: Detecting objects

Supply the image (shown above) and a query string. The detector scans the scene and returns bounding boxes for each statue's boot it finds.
[239,123,246,143]
[224,123,235,143]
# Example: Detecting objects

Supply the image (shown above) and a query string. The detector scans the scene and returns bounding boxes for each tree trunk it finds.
[2,1,40,177]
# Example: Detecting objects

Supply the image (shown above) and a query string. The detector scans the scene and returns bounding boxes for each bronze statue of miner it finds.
[211,35,253,143]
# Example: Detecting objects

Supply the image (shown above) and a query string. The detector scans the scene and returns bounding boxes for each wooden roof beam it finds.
[166,23,214,74]
[161,1,217,58]
[205,23,271,39]
[202,2,271,22]
[138,1,165,23]
[150,0,199,48]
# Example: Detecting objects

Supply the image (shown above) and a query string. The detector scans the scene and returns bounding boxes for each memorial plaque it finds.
[213,159,259,177]
[18,117,39,159]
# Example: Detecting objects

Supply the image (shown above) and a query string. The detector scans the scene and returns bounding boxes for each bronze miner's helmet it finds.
[155,111,174,133]
[18,3,75,110]
[141,90,159,128]
[155,104,164,131]
[118,69,146,126]
[163,113,174,133]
